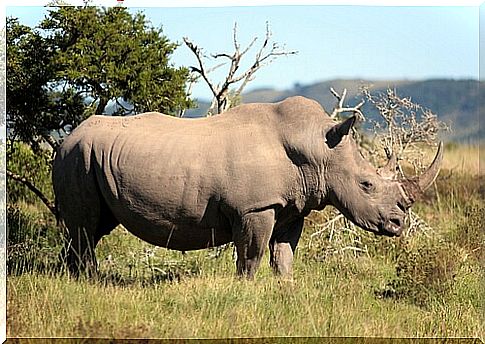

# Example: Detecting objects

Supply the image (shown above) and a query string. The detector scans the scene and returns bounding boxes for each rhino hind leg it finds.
[233,209,275,279]
[60,220,98,277]
[269,217,304,279]
[60,198,118,276]
[57,171,119,277]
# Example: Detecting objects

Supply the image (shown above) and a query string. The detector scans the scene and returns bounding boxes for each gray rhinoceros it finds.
[53,96,442,278]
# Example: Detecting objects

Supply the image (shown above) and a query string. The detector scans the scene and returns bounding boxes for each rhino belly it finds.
[90,134,235,250]
[101,179,233,251]
[111,204,233,250]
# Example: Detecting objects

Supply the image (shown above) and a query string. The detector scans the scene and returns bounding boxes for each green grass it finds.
[7,250,483,338]
[7,218,484,339]
[6,144,485,339]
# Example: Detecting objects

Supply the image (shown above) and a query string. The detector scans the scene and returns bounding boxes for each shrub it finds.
[378,238,462,307]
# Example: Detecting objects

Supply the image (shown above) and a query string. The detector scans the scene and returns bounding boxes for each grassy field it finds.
[6,144,484,339]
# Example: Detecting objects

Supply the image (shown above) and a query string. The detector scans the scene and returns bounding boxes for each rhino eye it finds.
[359,180,374,192]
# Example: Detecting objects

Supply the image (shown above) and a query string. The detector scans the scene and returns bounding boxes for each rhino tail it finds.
[54,197,60,226]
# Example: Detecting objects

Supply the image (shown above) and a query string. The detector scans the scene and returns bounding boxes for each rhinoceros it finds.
[53,96,442,278]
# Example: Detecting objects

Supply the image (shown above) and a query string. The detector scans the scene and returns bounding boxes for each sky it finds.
[5,4,480,100]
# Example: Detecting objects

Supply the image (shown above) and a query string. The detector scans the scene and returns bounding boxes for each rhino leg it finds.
[60,220,98,276]
[60,200,118,276]
[269,217,304,279]
[57,170,119,276]
[233,209,275,279]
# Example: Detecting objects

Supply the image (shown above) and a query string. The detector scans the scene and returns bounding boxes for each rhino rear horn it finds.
[378,152,398,179]
[326,115,357,148]
[417,141,444,191]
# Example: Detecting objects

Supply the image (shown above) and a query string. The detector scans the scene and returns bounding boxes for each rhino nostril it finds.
[390,218,401,228]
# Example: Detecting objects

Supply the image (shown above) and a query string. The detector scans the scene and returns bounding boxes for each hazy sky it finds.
[7,5,479,99]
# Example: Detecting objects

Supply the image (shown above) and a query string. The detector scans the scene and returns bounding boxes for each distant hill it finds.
[186,79,482,143]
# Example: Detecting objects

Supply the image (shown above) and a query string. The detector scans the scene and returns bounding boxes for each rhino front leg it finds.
[269,217,304,279]
[233,209,275,279]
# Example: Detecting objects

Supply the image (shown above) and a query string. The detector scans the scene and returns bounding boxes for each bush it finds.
[377,238,463,308]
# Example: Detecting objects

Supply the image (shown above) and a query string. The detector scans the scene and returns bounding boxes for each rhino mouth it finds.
[340,207,403,237]
[377,218,403,237]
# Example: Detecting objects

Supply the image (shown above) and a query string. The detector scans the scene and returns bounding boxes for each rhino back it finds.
[57,109,298,245]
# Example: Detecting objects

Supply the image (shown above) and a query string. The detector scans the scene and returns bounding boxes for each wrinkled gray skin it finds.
[53,96,442,278]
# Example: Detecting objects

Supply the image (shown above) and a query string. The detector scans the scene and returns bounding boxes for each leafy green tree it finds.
[7,17,64,151]
[39,6,192,117]
[7,7,192,150]
[7,6,193,213]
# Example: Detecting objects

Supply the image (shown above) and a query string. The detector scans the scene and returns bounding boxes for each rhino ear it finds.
[325,115,356,148]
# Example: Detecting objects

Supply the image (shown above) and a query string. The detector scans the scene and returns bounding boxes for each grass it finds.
[8,254,483,338]
[436,143,482,175]
[6,143,484,339]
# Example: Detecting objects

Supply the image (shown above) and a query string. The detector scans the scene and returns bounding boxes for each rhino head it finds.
[323,115,443,237]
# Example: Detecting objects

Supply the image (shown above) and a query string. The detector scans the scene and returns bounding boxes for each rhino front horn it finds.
[417,141,444,191]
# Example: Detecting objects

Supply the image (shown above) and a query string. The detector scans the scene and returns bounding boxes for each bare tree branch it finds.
[184,22,298,115]
[330,87,365,120]
[7,169,57,217]
[360,85,449,175]
[183,37,218,100]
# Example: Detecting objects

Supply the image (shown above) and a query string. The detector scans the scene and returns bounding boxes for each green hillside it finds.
[187,79,482,142]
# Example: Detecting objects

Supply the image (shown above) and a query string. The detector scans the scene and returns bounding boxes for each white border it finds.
[0,15,5,344]
[0,2,482,343]
[3,0,484,6]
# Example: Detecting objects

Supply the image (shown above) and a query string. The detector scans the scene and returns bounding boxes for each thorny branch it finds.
[310,85,449,256]
[184,22,298,115]
[360,86,449,176]
[307,209,370,258]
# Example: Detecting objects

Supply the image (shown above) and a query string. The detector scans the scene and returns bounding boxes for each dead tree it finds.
[360,86,449,176]
[329,87,365,120]
[183,22,297,116]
